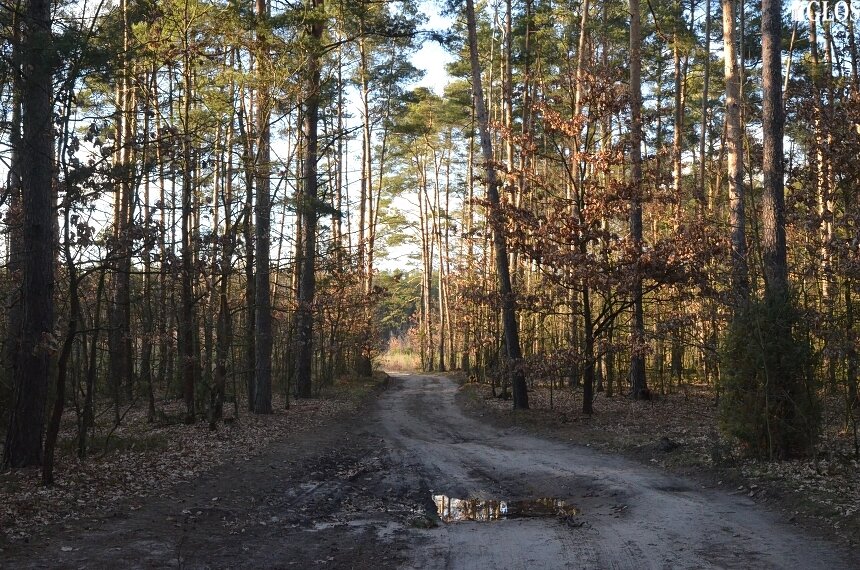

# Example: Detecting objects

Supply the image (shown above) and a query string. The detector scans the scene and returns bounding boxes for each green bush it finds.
[719,292,820,459]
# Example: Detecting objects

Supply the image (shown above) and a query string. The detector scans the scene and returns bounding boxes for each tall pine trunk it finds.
[294,0,324,399]
[4,13,23,419]
[253,0,273,414]
[697,0,711,208]
[760,0,787,294]
[629,0,648,399]
[723,0,748,303]
[465,0,528,410]
[3,0,55,468]
[108,0,135,417]
[180,2,198,423]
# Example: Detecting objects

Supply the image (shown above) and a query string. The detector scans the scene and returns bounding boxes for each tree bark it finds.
[294,0,324,399]
[180,2,198,423]
[43,199,80,485]
[238,92,256,410]
[253,0,273,414]
[141,64,156,421]
[672,7,685,221]
[108,0,135,417]
[4,10,24,412]
[697,0,711,208]
[723,0,748,303]
[355,28,374,377]
[3,0,56,468]
[629,0,648,399]
[465,0,528,409]
[211,72,237,427]
[761,0,788,295]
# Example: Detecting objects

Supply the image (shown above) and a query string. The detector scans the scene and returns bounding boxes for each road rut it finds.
[383,373,855,569]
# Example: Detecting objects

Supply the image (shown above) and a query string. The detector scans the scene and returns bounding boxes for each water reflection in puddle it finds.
[433,495,577,523]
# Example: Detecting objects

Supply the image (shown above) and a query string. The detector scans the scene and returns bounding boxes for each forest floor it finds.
[0,372,857,569]
[459,379,860,548]
[0,376,388,553]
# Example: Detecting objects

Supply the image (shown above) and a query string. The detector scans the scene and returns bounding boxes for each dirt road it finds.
[382,374,856,569]
[2,373,856,569]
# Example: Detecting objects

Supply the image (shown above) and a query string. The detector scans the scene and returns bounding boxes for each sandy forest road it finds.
[380,373,856,569]
[2,373,856,569]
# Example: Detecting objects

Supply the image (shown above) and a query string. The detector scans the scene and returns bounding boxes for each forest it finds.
[1,0,860,510]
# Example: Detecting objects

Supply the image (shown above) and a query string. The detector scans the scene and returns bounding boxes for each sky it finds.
[410,0,456,95]
[350,0,457,271]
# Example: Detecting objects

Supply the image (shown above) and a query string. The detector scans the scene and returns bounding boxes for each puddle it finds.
[432,495,577,523]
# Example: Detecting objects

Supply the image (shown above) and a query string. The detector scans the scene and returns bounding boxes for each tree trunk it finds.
[629,0,648,399]
[697,0,711,208]
[79,269,105,458]
[761,0,788,295]
[43,200,80,485]
[238,94,256,410]
[3,0,55,468]
[466,0,528,410]
[108,0,135,418]
[848,5,859,89]
[4,12,24,416]
[672,12,684,218]
[582,287,596,414]
[355,30,374,377]
[294,0,324,399]
[253,0,273,414]
[723,0,748,304]
[211,79,237,427]
[461,100,476,372]
[141,65,156,421]
[180,15,198,423]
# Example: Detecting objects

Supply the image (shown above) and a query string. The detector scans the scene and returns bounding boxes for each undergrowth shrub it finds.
[719,292,820,459]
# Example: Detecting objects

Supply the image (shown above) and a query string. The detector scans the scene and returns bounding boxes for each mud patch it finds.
[432,494,577,523]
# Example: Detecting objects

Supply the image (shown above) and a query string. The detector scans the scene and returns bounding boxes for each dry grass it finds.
[378,350,421,371]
